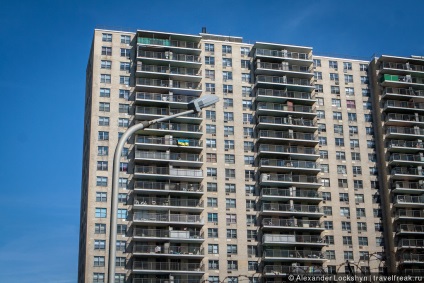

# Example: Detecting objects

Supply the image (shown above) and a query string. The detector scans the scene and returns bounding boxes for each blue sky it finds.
[0,0,423,282]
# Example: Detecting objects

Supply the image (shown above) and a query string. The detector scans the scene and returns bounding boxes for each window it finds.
[340,207,350,217]
[243,113,253,123]
[313,59,321,67]
[205,110,216,120]
[205,69,215,79]
[360,251,369,261]
[207,167,217,177]
[94,239,106,250]
[99,88,110,97]
[248,261,258,271]
[119,89,130,99]
[117,224,127,235]
[119,162,127,172]
[98,116,110,126]
[246,214,256,224]
[208,213,218,223]
[332,99,341,107]
[375,223,382,232]
[99,102,110,112]
[330,73,339,81]
[222,45,232,54]
[343,62,352,70]
[119,76,130,85]
[336,151,346,160]
[343,236,352,245]
[207,197,218,207]
[95,223,106,234]
[224,112,234,121]
[205,56,215,65]
[321,164,329,173]
[98,146,108,156]
[223,98,233,108]
[209,260,219,270]
[320,150,328,159]
[95,208,107,218]
[334,124,343,134]
[242,86,252,96]
[346,87,355,96]
[206,124,216,134]
[225,140,235,149]
[120,62,130,71]
[226,169,236,179]
[223,84,233,93]
[324,221,333,229]
[206,153,217,163]
[227,244,238,255]
[222,58,232,67]
[318,136,327,146]
[93,273,105,283]
[241,60,250,69]
[344,251,354,260]
[245,185,255,194]
[247,230,257,240]
[244,141,254,151]
[226,214,237,224]
[366,127,374,135]
[317,110,325,118]
[333,112,342,120]
[208,228,218,238]
[368,153,376,162]
[240,47,250,56]
[100,74,111,83]
[118,118,129,127]
[243,127,254,137]
[370,167,378,175]
[362,88,370,97]
[331,86,340,94]
[351,152,360,161]
[226,198,236,208]
[342,221,351,231]
[96,176,108,186]
[117,209,127,219]
[363,101,372,110]
[225,183,236,193]
[358,222,367,232]
[315,84,323,93]
[241,73,251,82]
[326,236,335,244]
[206,138,216,148]
[354,180,363,189]
[364,114,373,122]
[205,43,214,52]
[209,276,219,283]
[115,257,126,267]
[96,192,107,202]
[101,60,111,69]
[345,74,353,83]
[101,46,112,56]
[223,71,233,81]
[118,193,127,204]
[358,237,368,246]
[353,166,362,175]
[224,126,234,135]
[102,33,112,42]
[246,200,255,209]
[208,244,219,254]
[120,48,131,58]
[94,256,105,267]
[314,71,322,80]
[346,100,356,109]
[356,208,366,217]
[360,64,368,71]
[207,182,217,192]
[119,104,129,114]
[323,206,332,215]
[335,138,344,146]
[337,165,347,174]
[322,192,331,201]
[350,139,359,148]
[348,113,357,121]
[120,35,131,44]
[329,60,338,69]
[326,250,336,260]
[206,83,216,93]
[322,178,330,187]
[115,274,125,283]
[338,179,348,188]
[376,237,384,246]
[360,76,369,84]
[118,178,128,189]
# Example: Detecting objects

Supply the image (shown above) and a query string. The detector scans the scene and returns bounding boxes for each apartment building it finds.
[79,28,424,283]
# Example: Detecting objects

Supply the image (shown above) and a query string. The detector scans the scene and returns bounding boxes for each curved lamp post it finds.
[107,95,219,283]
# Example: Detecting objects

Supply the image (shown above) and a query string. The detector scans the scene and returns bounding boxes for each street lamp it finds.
[107,94,219,283]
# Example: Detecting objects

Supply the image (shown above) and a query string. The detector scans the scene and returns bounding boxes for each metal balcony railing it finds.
[262,218,322,228]
[398,239,424,247]
[401,254,424,263]
[262,203,322,213]
[134,197,202,208]
[258,130,317,141]
[133,244,203,255]
[136,78,201,90]
[390,154,424,162]
[261,173,319,184]
[384,87,424,97]
[257,75,312,86]
[137,50,200,63]
[137,64,201,76]
[386,113,424,123]
[133,213,202,223]
[137,37,200,49]
[391,167,423,176]
[388,140,424,149]
[393,181,423,190]
[134,166,203,177]
[133,261,203,271]
[261,188,321,198]
[260,159,319,169]
[396,209,424,218]
[386,127,424,135]
[263,249,325,259]
[259,144,317,155]
[383,75,424,84]
[255,48,311,60]
[133,228,203,239]
[136,136,202,147]
[398,224,424,233]
[136,106,200,118]
[396,195,424,204]
[384,100,424,110]
[257,102,314,113]
[263,265,326,274]
[258,116,316,127]
[256,62,312,73]
[134,181,202,192]
[135,151,202,162]
[143,122,201,132]
[133,279,201,283]
[256,88,313,100]
[382,62,424,72]
[136,92,197,103]
[403,269,424,276]
[263,234,324,244]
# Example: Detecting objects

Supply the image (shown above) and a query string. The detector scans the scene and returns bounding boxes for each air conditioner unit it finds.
[212,119,216,122]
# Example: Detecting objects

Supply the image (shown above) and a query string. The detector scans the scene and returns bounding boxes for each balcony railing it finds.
[384,87,424,97]
[391,167,423,176]
[263,265,326,274]
[258,130,317,141]
[384,100,424,110]
[396,209,424,218]
[255,48,311,60]
[136,136,202,147]
[136,106,200,118]
[134,197,202,208]
[393,181,423,190]
[257,102,315,113]
[398,224,424,233]
[401,254,424,263]
[388,140,423,149]
[133,228,203,239]
[257,75,312,86]
[382,62,424,72]
[382,74,424,84]
[133,212,202,223]
[135,151,202,162]
[144,122,201,132]
[262,203,322,213]
[386,127,424,136]
[403,269,424,276]
[390,154,424,162]
[137,37,200,49]
[256,62,312,73]
[133,279,201,283]
[137,50,200,63]
[263,234,324,244]
[260,159,319,169]
[133,261,203,271]
[263,249,325,259]
[261,188,321,198]
[258,116,316,127]
[262,218,322,228]
[136,78,201,90]
[395,195,424,204]
[261,173,319,184]
[257,88,313,100]
[259,144,318,155]
[136,92,197,103]
[134,181,202,192]
[134,166,203,177]
[137,64,201,76]
[398,239,424,247]
[133,244,203,255]
[386,113,424,123]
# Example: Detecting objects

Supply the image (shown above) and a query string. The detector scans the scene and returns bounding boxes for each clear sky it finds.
[0,0,423,282]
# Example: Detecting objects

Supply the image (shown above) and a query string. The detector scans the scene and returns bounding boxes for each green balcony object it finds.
[381,74,399,83]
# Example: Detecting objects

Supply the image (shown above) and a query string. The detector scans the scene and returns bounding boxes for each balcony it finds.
[394,195,424,208]
[132,261,203,274]
[263,265,326,275]
[133,212,203,225]
[396,209,424,220]
[389,153,424,166]
[261,203,323,217]
[262,218,324,231]
[139,122,202,138]
[254,48,312,62]
[133,244,203,258]
[256,88,315,104]
[403,269,424,276]
[380,74,424,88]
[135,92,198,105]
[136,78,201,95]
[384,100,424,114]
[135,151,202,167]
[256,102,316,118]
[382,87,424,100]
[381,61,424,74]
[257,116,317,131]
[262,234,325,246]
[133,228,203,242]
[133,196,203,212]
[260,173,320,188]
[134,166,203,182]
[261,188,321,202]
[137,50,201,66]
[255,62,313,77]
[398,239,424,248]
[400,253,424,264]
[258,144,318,161]
[259,159,320,173]
[256,75,314,91]
[385,113,424,126]
[136,64,201,81]
[385,127,424,139]
[257,130,318,146]
[387,140,424,153]
[137,36,200,50]
[135,136,202,152]
[263,249,326,262]
[134,181,203,195]
[391,167,424,180]
[135,106,202,123]
[133,279,201,283]
[392,181,424,194]
[397,224,424,235]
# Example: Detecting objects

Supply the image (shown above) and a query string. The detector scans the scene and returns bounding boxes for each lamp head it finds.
[188,95,219,113]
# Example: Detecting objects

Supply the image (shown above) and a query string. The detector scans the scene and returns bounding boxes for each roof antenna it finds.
[202,27,207,33]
